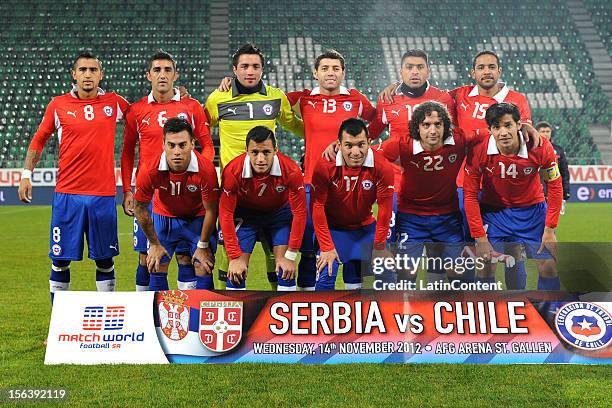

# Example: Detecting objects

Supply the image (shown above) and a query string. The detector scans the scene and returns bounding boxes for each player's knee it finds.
[139,252,147,265]
[52,260,71,269]
[538,260,558,278]
[175,252,191,265]
[95,258,114,271]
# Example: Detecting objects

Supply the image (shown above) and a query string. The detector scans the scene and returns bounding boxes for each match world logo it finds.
[82,306,125,330]
[555,302,612,350]
[199,301,243,353]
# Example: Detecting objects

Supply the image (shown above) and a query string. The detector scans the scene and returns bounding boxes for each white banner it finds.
[45,291,168,365]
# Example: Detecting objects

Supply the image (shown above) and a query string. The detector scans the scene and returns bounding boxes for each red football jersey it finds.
[219,152,307,259]
[134,150,219,218]
[373,83,456,191]
[287,87,377,184]
[28,89,130,196]
[121,91,214,191]
[380,129,484,216]
[311,149,394,251]
[463,135,563,238]
[450,84,532,187]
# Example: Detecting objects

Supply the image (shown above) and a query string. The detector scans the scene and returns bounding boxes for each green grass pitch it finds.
[0,203,611,407]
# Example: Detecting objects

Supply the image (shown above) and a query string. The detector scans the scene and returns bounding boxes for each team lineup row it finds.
[16,44,567,301]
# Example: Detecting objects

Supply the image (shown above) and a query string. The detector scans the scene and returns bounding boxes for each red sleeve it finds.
[134,166,155,203]
[541,142,563,229]
[463,127,491,148]
[373,159,394,247]
[287,168,307,250]
[448,86,460,100]
[442,91,458,127]
[192,100,215,161]
[367,103,387,140]
[286,90,304,107]
[379,139,401,165]
[116,94,130,122]
[517,93,532,125]
[219,168,242,259]
[200,159,220,204]
[310,162,335,252]
[463,147,486,238]
[121,104,138,192]
[28,99,57,154]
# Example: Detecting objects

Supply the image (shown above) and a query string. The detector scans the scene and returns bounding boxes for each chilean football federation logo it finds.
[262,104,274,116]
[177,112,188,120]
[158,290,190,341]
[524,167,534,175]
[199,301,243,353]
[342,101,353,111]
[275,185,286,193]
[103,105,113,117]
[186,184,198,192]
[362,179,373,190]
[448,153,458,163]
[554,302,612,350]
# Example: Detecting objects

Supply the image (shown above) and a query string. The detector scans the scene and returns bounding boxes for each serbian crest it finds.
[158,290,190,341]
[199,301,243,353]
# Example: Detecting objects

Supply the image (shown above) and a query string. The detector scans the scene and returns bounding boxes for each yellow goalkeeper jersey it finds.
[205,79,304,168]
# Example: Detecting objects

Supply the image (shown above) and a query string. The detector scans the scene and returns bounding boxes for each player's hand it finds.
[122,191,134,216]
[178,86,191,99]
[218,77,232,92]
[521,123,542,148]
[475,236,494,263]
[378,81,400,104]
[322,140,339,162]
[276,256,297,280]
[147,244,170,273]
[18,178,32,203]
[192,248,214,275]
[228,258,248,285]
[317,249,341,276]
[538,227,558,261]
[560,200,567,215]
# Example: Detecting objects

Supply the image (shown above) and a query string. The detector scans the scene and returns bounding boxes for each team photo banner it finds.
[45,290,612,365]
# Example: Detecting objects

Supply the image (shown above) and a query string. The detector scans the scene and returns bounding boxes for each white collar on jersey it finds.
[242,154,282,178]
[394,81,430,95]
[335,148,374,167]
[468,83,510,103]
[412,135,456,154]
[70,84,105,98]
[486,131,528,158]
[310,86,350,96]
[147,88,181,104]
[158,151,199,172]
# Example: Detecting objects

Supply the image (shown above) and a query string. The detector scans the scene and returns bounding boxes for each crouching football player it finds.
[312,118,394,290]
[219,126,307,290]
[463,103,562,290]
[134,118,219,290]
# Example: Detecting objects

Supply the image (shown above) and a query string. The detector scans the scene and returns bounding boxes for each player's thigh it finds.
[263,205,293,248]
[179,217,218,258]
[330,224,375,264]
[235,219,260,255]
[152,213,181,264]
[49,193,86,261]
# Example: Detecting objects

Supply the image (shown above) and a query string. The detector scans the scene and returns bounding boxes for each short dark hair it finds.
[401,49,428,66]
[148,49,176,72]
[485,102,521,128]
[338,118,368,141]
[314,49,345,70]
[232,43,264,67]
[246,126,276,148]
[163,117,194,140]
[73,52,101,70]
[409,101,453,141]
[535,121,552,131]
[472,50,500,69]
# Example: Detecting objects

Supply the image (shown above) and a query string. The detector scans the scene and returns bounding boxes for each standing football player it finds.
[311,118,394,290]
[205,43,304,289]
[463,103,562,290]
[121,50,214,291]
[134,118,219,290]
[18,52,129,302]
[219,126,307,290]
[535,121,571,213]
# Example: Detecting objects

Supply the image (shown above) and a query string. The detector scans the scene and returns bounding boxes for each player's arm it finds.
[192,162,219,275]
[462,149,493,261]
[538,142,563,257]
[311,163,340,275]
[286,169,307,253]
[133,170,169,272]
[277,91,305,138]
[378,81,401,104]
[557,145,571,200]
[18,100,57,203]
[120,105,139,215]
[377,139,401,167]
[363,94,386,139]
[373,160,395,250]
[192,101,215,161]
[285,90,303,116]
[218,170,248,283]
[204,93,220,129]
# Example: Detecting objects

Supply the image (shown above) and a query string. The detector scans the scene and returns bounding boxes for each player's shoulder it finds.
[263,83,287,97]
[181,96,204,107]
[223,152,247,174]
[313,154,335,173]
[205,89,231,105]
[372,149,392,171]
[506,87,527,101]
[449,85,471,96]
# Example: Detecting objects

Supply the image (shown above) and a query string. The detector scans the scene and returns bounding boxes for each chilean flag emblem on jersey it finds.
[199,301,243,353]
